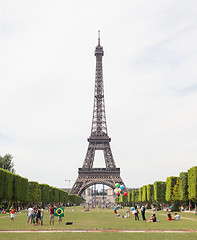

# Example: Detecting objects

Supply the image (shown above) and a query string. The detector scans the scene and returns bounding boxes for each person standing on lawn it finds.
[141,205,146,221]
[10,205,16,222]
[49,204,56,225]
[134,206,139,221]
[114,206,118,216]
[26,206,34,225]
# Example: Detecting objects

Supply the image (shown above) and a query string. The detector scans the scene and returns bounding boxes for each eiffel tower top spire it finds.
[89,31,109,141]
[98,30,100,45]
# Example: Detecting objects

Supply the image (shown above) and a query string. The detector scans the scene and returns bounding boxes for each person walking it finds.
[134,206,139,221]
[141,205,146,221]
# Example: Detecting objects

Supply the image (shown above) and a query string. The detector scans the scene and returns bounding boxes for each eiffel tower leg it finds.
[82,143,95,168]
[103,143,116,168]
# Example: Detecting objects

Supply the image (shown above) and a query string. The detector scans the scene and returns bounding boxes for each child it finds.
[114,206,118,216]
[126,208,130,218]
[10,206,16,222]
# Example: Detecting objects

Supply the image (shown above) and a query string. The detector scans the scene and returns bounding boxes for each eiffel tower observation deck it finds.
[70,32,126,196]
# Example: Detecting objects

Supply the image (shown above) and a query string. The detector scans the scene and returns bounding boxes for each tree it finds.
[131,190,139,204]
[138,187,142,202]
[179,172,188,202]
[166,177,178,202]
[147,184,154,202]
[153,181,166,209]
[173,177,181,201]
[142,185,147,202]
[0,154,15,173]
[188,166,197,210]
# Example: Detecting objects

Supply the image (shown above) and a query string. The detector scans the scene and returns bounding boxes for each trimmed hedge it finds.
[142,185,147,202]
[179,172,188,202]
[188,166,197,202]
[0,167,83,206]
[153,181,166,203]
[147,184,154,202]
[166,177,178,202]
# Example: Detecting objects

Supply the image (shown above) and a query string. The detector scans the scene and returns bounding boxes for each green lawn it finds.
[0,207,197,239]
[1,232,197,240]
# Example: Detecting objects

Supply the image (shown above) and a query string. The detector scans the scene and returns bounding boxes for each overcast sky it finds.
[0,0,197,190]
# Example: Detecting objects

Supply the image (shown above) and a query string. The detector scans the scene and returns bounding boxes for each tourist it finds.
[167,213,173,220]
[174,213,180,220]
[41,207,44,225]
[114,206,118,216]
[58,205,64,224]
[141,205,146,221]
[134,206,139,221]
[147,214,157,222]
[49,204,56,225]
[35,206,41,225]
[10,205,16,222]
[26,205,34,225]
[126,208,130,218]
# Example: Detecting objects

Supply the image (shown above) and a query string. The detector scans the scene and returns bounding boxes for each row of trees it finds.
[0,168,84,207]
[116,166,197,211]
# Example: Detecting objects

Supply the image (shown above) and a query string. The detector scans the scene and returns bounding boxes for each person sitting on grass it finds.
[167,213,174,220]
[174,213,180,220]
[147,214,157,222]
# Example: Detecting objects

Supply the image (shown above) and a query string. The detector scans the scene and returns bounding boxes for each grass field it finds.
[0,206,197,239]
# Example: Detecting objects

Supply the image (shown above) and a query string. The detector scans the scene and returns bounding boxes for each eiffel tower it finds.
[70,32,126,196]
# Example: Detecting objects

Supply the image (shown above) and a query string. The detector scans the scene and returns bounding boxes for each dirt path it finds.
[0,229,197,233]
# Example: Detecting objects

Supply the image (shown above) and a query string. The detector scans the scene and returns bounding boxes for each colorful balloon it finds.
[116,192,119,196]
[131,207,134,210]
[120,185,124,190]
[124,192,128,197]
[114,189,118,193]
[115,183,120,188]
[170,206,172,209]
[118,188,121,192]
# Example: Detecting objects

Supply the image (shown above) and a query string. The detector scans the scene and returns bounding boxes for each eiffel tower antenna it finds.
[98,30,100,45]
[70,34,126,196]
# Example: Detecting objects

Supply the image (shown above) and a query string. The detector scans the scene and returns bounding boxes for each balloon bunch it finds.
[114,183,128,197]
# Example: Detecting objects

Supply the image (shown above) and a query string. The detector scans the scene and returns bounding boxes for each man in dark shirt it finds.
[141,205,146,221]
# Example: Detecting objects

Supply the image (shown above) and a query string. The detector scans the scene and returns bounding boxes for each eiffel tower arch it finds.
[70,32,126,196]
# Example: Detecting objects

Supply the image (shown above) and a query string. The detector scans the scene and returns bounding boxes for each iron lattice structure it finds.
[70,33,125,196]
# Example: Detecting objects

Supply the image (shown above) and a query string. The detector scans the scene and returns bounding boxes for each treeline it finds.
[115,166,197,211]
[0,168,84,207]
